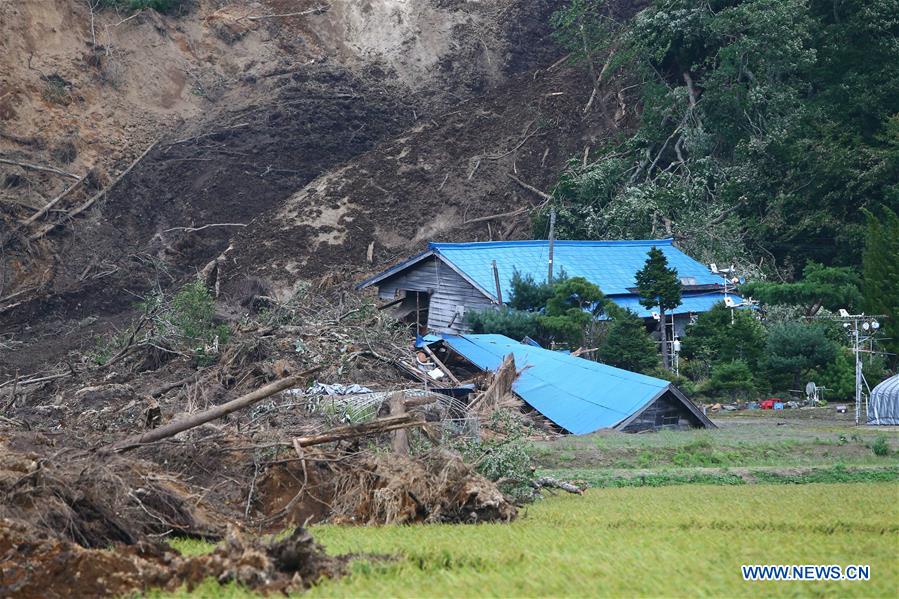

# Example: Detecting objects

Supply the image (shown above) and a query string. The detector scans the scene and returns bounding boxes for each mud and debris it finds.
[0,1,602,595]
[259,449,517,528]
[0,291,527,595]
[0,520,340,598]
[0,442,221,548]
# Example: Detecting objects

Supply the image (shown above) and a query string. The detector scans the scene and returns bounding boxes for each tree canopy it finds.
[596,311,659,373]
[863,206,899,367]
[741,261,863,316]
[549,0,899,273]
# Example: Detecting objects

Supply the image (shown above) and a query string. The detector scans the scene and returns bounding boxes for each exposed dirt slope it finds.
[225,62,626,295]
[1,0,566,374]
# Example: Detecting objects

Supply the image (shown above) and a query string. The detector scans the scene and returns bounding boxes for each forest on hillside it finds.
[547,0,898,275]
[465,0,899,400]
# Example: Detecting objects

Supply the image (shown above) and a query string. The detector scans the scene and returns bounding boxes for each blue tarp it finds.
[438,333,671,434]
[430,239,722,299]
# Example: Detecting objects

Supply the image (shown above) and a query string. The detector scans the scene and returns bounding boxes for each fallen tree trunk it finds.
[109,367,320,452]
[0,157,80,179]
[533,476,583,495]
[293,413,424,448]
[467,353,517,414]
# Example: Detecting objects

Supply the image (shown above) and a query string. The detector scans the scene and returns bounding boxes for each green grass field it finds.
[166,482,898,598]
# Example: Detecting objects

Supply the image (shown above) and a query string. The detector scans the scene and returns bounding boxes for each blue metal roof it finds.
[429,239,722,300]
[439,333,671,434]
[607,292,744,318]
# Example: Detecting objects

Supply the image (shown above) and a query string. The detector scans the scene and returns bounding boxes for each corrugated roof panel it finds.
[607,292,744,317]
[430,239,721,300]
[439,333,670,434]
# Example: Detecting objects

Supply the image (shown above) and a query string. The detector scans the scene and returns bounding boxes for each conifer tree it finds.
[597,311,659,374]
[634,247,682,369]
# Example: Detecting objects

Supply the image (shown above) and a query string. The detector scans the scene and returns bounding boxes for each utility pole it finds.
[547,208,556,284]
[492,260,503,306]
[854,319,862,426]
[658,298,669,370]
[836,312,882,425]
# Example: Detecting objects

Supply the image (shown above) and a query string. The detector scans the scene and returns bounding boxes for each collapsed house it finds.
[424,333,715,433]
[358,239,742,336]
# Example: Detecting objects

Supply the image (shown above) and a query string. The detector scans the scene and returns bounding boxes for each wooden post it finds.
[547,208,556,283]
[390,392,409,455]
[659,301,670,370]
[492,260,503,305]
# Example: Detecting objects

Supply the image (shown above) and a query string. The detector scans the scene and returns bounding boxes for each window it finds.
[680,276,698,286]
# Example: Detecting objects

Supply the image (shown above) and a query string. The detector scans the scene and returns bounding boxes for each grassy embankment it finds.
[163,483,899,598]
[532,412,899,487]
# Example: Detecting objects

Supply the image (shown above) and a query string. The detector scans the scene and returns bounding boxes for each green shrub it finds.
[452,410,536,503]
[134,280,229,366]
[871,435,890,457]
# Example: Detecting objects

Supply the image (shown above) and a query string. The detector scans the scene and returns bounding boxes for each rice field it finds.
[166,482,899,598]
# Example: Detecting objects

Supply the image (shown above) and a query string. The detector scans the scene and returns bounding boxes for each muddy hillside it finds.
[0,0,642,375]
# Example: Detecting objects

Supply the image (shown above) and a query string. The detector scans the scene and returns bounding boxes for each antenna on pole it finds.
[547,208,556,284]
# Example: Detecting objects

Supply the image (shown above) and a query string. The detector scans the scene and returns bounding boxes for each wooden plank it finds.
[421,344,462,386]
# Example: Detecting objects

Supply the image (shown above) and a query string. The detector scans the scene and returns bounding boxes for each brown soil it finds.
[0,0,575,376]
[225,62,624,295]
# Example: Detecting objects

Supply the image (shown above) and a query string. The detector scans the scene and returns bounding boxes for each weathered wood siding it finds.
[619,391,705,432]
[376,257,494,333]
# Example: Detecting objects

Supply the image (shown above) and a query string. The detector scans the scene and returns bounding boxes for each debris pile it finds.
[259,449,517,528]
[0,443,220,547]
[0,291,573,596]
[0,520,340,598]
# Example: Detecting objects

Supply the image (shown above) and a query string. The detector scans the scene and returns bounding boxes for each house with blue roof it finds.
[357,239,741,337]
[431,333,714,433]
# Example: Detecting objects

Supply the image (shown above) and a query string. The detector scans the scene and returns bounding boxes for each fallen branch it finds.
[486,123,541,160]
[29,140,159,241]
[462,206,528,225]
[293,413,424,448]
[108,367,320,452]
[468,354,517,413]
[0,157,80,180]
[421,344,462,386]
[0,371,72,390]
[163,223,247,233]
[508,173,553,202]
[243,4,329,20]
[148,371,203,398]
[22,172,90,226]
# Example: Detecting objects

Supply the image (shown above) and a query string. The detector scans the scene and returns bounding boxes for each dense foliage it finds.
[862,206,899,366]
[680,302,767,379]
[741,262,864,316]
[467,274,610,348]
[549,0,899,273]
[595,311,659,373]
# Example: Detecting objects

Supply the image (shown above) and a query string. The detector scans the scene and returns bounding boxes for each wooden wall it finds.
[619,391,706,432]
[376,257,495,333]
